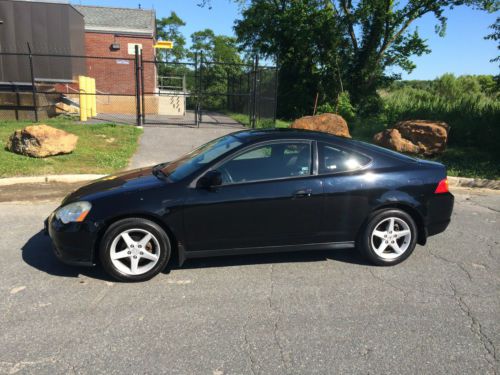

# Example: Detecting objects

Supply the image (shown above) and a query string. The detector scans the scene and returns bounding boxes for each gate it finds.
[139,52,278,128]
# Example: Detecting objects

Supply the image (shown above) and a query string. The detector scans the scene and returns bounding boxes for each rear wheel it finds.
[358,209,417,266]
[100,218,171,282]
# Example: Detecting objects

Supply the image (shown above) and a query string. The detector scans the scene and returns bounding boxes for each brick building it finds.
[74,5,157,95]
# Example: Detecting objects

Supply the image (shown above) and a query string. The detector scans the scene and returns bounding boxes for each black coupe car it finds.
[46,129,454,281]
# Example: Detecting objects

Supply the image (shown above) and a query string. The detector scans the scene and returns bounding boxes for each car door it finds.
[317,141,373,242]
[183,140,324,252]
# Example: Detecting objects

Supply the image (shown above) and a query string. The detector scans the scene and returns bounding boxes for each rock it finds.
[55,102,79,114]
[6,124,78,158]
[373,120,450,156]
[290,113,351,138]
[394,120,449,155]
[373,129,420,154]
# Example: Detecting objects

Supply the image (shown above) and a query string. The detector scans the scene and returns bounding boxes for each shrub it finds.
[316,91,356,123]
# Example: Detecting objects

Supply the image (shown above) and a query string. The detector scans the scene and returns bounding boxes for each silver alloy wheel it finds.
[109,228,161,276]
[370,217,412,260]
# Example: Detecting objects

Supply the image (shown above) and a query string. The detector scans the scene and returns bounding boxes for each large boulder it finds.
[291,113,351,138]
[6,124,78,158]
[373,120,450,156]
[394,120,449,155]
[373,129,420,154]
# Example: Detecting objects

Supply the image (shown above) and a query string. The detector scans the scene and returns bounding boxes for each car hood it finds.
[61,165,166,205]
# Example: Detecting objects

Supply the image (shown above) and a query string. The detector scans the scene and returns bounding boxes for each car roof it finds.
[231,128,346,143]
[230,128,417,164]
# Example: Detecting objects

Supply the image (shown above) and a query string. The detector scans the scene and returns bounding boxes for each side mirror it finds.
[197,170,222,189]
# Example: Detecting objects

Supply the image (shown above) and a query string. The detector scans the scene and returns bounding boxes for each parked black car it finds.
[46,129,454,281]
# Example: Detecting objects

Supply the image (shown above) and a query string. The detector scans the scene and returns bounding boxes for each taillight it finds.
[435,178,449,194]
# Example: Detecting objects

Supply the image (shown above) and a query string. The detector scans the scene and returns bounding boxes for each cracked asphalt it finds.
[0,187,498,374]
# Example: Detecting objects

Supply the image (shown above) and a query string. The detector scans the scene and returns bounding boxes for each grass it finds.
[225,112,291,129]
[0,117,143,178]
[429,147,500,180]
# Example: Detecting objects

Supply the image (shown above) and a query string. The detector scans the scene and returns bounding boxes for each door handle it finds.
[292,189,312,198]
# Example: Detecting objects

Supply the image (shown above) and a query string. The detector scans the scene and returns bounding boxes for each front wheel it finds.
[358,209,417,266]
[99,218,171,282]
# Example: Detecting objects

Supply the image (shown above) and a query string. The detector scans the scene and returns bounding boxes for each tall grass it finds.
[381,74,500,153]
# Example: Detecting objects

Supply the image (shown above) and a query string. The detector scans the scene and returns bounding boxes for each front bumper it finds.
[45,213,101,266]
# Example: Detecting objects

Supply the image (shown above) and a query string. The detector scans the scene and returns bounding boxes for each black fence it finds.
[0,46,278,128]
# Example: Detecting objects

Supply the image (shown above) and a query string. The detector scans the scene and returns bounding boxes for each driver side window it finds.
[218,141,312,184]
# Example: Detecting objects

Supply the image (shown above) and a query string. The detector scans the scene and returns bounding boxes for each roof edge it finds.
[84,26,154,36]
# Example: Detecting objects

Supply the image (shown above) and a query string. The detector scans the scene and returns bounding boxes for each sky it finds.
[72,0,499,80]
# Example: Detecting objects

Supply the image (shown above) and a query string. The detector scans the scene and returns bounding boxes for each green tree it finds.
[485,17,499,67]
[189,29,245,110]
[234,0,496,117]
[235,0,342,118]
[156,12,187,62]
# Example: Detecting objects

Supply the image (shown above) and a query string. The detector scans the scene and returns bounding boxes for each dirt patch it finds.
[0,182,86,203]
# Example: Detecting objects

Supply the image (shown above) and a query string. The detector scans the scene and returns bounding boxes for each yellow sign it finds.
[154,41,173,49]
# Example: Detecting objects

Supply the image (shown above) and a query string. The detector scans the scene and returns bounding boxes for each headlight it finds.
[55,201,92,224]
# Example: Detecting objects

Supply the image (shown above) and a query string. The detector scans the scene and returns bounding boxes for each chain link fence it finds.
[0,49,277,127]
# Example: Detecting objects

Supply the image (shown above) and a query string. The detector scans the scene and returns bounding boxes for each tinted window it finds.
[219,142,312,184]
[318,142,370,174]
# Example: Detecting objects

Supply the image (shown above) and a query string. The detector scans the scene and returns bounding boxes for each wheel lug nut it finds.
[140,251,143,255]
[127,251,131,254]
[133,255,137,259]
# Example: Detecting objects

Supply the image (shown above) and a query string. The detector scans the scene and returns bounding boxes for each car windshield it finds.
[159,134,244,182]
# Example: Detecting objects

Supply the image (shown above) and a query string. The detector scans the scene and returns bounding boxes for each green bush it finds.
[316,91,356,123]
[316,102,335,114]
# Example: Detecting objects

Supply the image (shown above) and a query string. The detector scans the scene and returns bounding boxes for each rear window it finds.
[350,140,418,163]
[318,142,371,174]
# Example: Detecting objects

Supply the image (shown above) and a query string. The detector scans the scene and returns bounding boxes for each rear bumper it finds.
[426,192,454,237]
[45,213,100,266]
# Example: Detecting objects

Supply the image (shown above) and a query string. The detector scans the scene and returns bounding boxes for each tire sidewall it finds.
[360,209,417,266]
[100,218,171,282]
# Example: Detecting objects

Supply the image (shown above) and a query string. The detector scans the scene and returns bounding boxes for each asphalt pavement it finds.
[129,114,244,170]
[0,188,499,374]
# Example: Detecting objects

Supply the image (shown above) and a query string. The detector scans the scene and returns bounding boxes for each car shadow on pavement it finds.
[22,230,369,281]
[21,230,113,281]
[169,247,369,272]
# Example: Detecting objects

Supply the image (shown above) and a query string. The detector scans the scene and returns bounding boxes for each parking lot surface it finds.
[0,189,498,374]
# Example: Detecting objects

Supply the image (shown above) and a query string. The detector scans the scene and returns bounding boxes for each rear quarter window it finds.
[318,142,371,174]
[350,140,418,163]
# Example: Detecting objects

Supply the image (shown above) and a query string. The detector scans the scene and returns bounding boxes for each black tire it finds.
[99,218,171,282]
[357,209,417,266]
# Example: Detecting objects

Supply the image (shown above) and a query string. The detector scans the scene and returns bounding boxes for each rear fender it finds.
[371,191,427,245]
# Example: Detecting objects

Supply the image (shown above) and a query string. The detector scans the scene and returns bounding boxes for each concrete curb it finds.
[0,174,106,187]
[448,176,499,190]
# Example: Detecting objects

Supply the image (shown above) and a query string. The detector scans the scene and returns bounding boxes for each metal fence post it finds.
[140,49,145,125]
[27,42,38,122]
[194,52,199,126]
[134,45,142,126]
[226,70,230,112]
[198,51,204,126]
[251,54,259,129]
[272,66,279,127]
